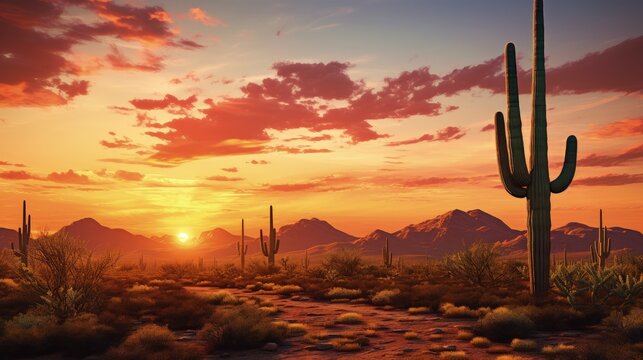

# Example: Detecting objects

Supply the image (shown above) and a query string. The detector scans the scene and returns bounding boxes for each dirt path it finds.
[185,286,591,359]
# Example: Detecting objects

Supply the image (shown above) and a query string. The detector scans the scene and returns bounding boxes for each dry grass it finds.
[408,306,430,314]
[404,331,419,340]
[335,312,364,324]
[541,343,575,355]
[496,356,526,360]
[510,338,538,352]
[477,307,535,342]
[371,289,400,306]
[440,303,490,318]
[127,284,157,292]
[331,338,362,352]
[286,323,308,336]
[108,324,201,360]
[272,284,303,295]
[439,351,469,359]
[326,287,362,299]
[202,290,238,305]
[456,330,474,340]
[471,336,491,348]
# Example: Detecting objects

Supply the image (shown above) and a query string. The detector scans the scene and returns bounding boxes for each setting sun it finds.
[178,233,190,244]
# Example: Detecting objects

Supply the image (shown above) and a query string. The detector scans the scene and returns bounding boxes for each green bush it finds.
[476,307,535,342]
[199,304,286,350]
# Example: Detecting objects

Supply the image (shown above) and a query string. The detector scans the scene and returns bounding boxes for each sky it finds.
[0,0,641,238]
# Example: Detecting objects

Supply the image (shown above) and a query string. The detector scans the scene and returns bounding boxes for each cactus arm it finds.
[260,229,268,256]
[504,42,530,186]
[495,112,528,198]
[550,135,578,193]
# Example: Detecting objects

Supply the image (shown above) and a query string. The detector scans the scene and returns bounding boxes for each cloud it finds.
[0,161,26,167]
[397,176,469,187]
[386,126,465,146]
[574,173,643,186]
[105,45,164,72]
[113,170,144,181]
[100,134,140,149]
[46,170,94,184]
[206,175,244,182]
[0,0,201,107]
[130,94,198,111]
[248,160,269,165]
[577,144,643,167]
[189,7,224,27]
[270,145,332,154]
[588,117,643,138]
[481,123,495,132]
[263,175,353,192]
[283,134,332,142]
[221,167,238,173]
[0,170,38,180]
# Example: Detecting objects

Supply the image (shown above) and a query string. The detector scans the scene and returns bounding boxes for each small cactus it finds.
[382,237,393,268]
[590,209,611,269]
[138,255,146,271]
[563,247,568,267]
[237,219,248,271]
[11,200,31,267]
[260,205,280,266]
[302,248,310,271]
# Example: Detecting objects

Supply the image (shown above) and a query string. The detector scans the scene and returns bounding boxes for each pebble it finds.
[262,342,278,351]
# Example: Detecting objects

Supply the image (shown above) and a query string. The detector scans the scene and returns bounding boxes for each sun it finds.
[177,232,189,243]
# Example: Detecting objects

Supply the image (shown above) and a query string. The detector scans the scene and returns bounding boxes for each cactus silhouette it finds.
[302,248,310,271]
[494,0,577,296]
[11,200,31,267]
[260,205,280,266]
[590,209,611,269]
[382,237,393,268]
[237,219,248,271]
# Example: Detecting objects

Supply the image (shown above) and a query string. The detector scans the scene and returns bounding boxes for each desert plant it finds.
[302,248,310,271]
[471,336,491,348]
[382,237,393,268]
[591,210,611,269]
[371,289,400,306]
[493,0,578,296]
[280,257,297,276]
[198,257,204,271]
[510,338,538,352]
[440,302,490,318]
[321,250,362,277]
[16,232,117,321]
[541,343,575,356]
[238,219,248,271]
[477,307,535,342]
[11,200,31,266]
[326,287,361,299]
[199,304,286,349]
[611,274,643,308]
[108,324,201,360]
[160,262,197,278]
[260,205,280,266]
[138,255,146,271]
[335,312,364,324]
[621,307,643,342]
[443,243,508,286]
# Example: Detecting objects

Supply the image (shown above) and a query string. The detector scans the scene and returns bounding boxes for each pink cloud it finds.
[113,170,144,181]
[46,170,94,184]
[189,8,224,27]
[206,175,244,182]
[588,117,643,138]
[100,134,139,149]
[221,167,238,173]
[577,144,643,167]
[105,45,164,72]
[386,126,465,146]
[0,170,38,180]
[481,123,495,132]
[574,173,643,186]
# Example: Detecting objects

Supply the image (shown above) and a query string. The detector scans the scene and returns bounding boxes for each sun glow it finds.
[178,232,189,244]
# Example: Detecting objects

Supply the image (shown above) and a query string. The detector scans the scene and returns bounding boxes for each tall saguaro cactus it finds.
[238,219,248,271]
[11,200,31,266]
[382,237,393,268]
[590,209,611,269]
[260,205,280,266]
[494,0,578,296]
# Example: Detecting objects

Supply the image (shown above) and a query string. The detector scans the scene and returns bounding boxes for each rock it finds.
[176,336,192,342]
[430,328,446,334]
[263,342,278,351]
[442,345,457,351]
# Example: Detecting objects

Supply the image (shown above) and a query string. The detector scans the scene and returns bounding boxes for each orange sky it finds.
[0,1,641,238]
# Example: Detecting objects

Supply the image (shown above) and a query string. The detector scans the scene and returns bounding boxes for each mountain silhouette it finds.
[277,218,357,252]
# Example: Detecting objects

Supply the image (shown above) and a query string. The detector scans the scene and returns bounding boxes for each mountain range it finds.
[1,209,641,260]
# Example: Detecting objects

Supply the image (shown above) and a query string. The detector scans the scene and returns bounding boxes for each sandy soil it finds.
[184,286,597,359]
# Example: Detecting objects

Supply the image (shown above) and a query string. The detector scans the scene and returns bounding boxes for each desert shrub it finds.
[442,243,510,286]
[456,330,474,340]
[541,344,575,356]
[510,338,538,352]
[0,250,19,278]
[199,304,286,350]
[247,260,278,276]
[160,262,197,278]
[439,351,468,360]
[16,233,117,321]
[496,356,526,360]
[371,289,400,306]
[272,284,303,295]
[621,308,643,342]
[476,307,535,342]
[335,312,364,324]
[440,302,490,318]
[285,322,307,336]
[127,284,157,292]
[331,338,361,352]
[575,341,640,360]
[148,279,176,286]
[203,290,238,305]
[108,324,201,360]
[58,313,120,356]
[326,287,362,299]
[0,313,57,355]
[516,305,600,331]
[404,331,419,340]
[471,336,491,348]
[408,306,430,314]
[154,290,212,330]
[321,250,363,277]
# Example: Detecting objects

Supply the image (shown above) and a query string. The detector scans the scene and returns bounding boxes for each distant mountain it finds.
[277,218,357,252]
[354,209,524,257]
[56,218,161,255]
[199,227,244,250]
[0,228,18,250]
[498,222,643,255]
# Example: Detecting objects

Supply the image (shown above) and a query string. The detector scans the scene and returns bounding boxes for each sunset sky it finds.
[0,0,641,238]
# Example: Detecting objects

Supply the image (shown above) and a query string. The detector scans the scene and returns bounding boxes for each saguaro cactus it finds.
[260,205,280,266]
[494,0,578,296]
[238,219,248,271]
[590,209,611,269]
[302,248,310,271]
[382,238,393,268]
[11,200,31,266]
